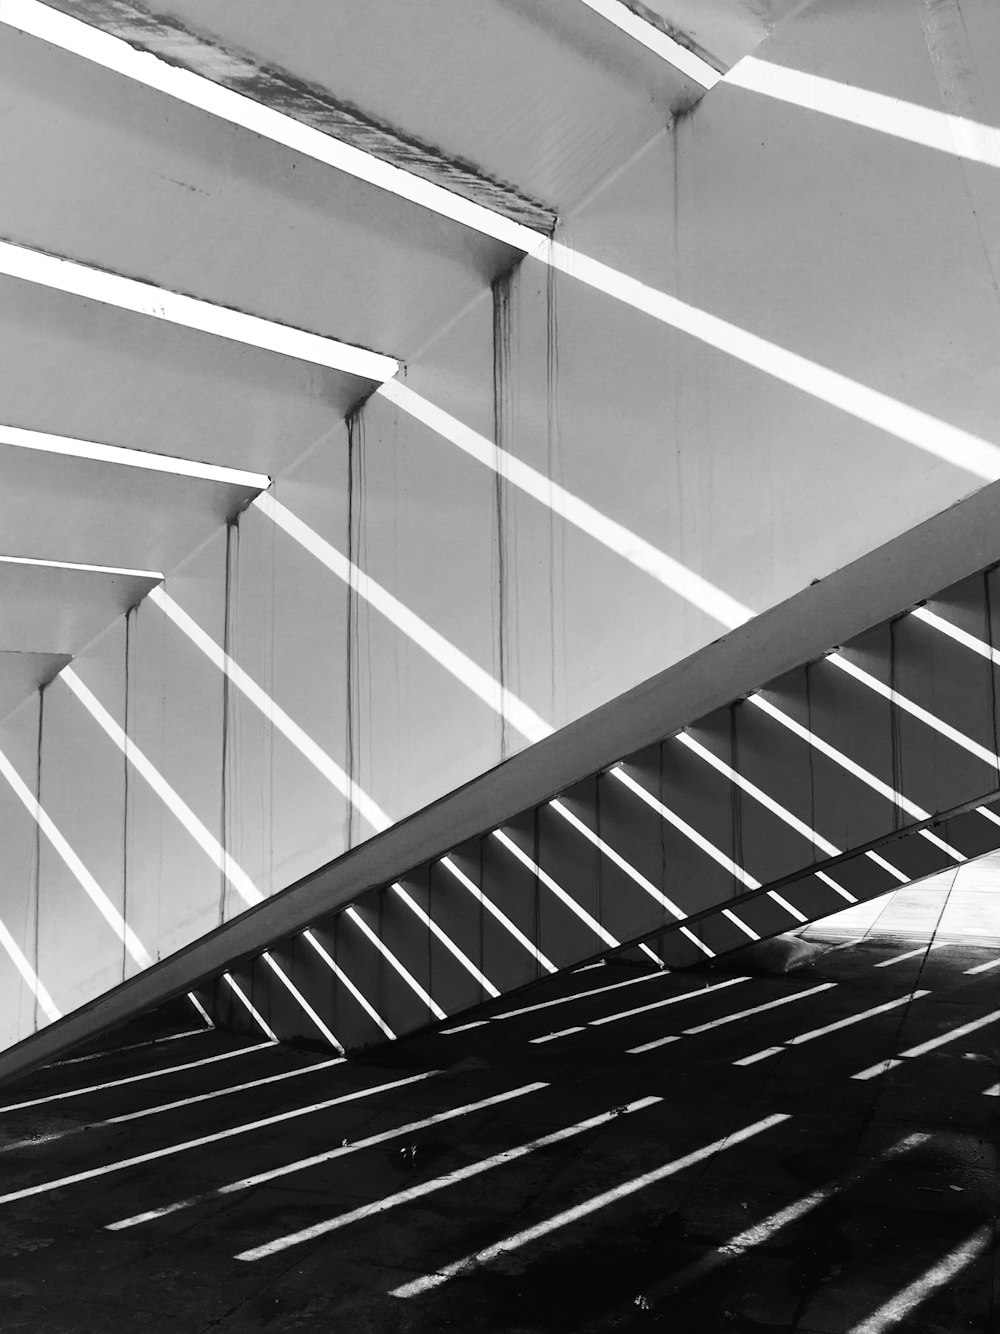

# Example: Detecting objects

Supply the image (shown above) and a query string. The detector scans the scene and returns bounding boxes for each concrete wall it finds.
[3,0,1000,1048]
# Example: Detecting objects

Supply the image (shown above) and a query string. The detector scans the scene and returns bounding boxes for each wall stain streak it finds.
[345,406,365,850]
[122,607,133,980]
[31,690,43,1032]
[492,268,516,762]
[220,518,239,925]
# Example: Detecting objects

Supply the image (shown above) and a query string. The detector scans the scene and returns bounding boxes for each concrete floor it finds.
[1,898,999,1331]
[805,852,1000,945]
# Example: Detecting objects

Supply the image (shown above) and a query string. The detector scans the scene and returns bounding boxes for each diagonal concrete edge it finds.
[3,477,1000,1084]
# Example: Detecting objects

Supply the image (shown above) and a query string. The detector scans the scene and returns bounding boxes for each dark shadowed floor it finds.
[0,910,998,1332]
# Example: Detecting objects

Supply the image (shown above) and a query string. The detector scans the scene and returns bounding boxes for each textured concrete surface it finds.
[0,922,998,1331]
[807,853,1000,945]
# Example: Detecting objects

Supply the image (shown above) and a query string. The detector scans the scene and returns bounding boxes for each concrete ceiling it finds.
[0,0,779,720]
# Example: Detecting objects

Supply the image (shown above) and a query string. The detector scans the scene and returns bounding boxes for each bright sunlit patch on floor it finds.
[235,1094,665,1261]
[0,237,398,379]
[735,990,930,1065]
[0,1041,275,1113]
[491,969,666,1021]
[0,741,153,969]
[0,1069,438,1206]
[0,0,544,254]
[575,0,720,86]
[591,975,751,1028]
[661,1132,929,1293]
[53,1028,209,1065]
[846,1223,991,1333]
[0,423,270,489]
[728,58,1000,171]
[2,1054,346,1152]
[964,956,1000,975]
[875,944,945,968]
[107,1080,545,1230]
[683,983,838,1036]
[388,1112,790,1295]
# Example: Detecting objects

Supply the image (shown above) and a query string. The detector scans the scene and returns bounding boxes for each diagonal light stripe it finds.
[851,1006,1000,1080]
[675,730,899,897]
[261,952,344,1053]
[439,856,558,974]
[300,929,395,1040]
[0,911,60,1023]
[388,1113,790,1295]
[747,694,965,862]
[391,883,500,999]
[590,976,751,1028]
[682,983,838,1035]
[148,586,388,835]
[378,380,754,630]
[0,1071,440,1206]
[549,799,716,955]
[150,586,504,1000]
[0,741,152,968]
[847,1225,991,1334]
[257,496,553,745]
[12,0,995,487]
[345,907,447,1021]
[728,57,1000,170]
[830,652,1000,772]
[0,1041,275,1113]
[59,668,377,1045]
[0,238,397,379]
[107,1081,547,1230]
[236,1095,665,1261]
[491,829,619,948]
[542,243,1000,483]
[2,1054,346,1151]
[221,974,278,1043]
